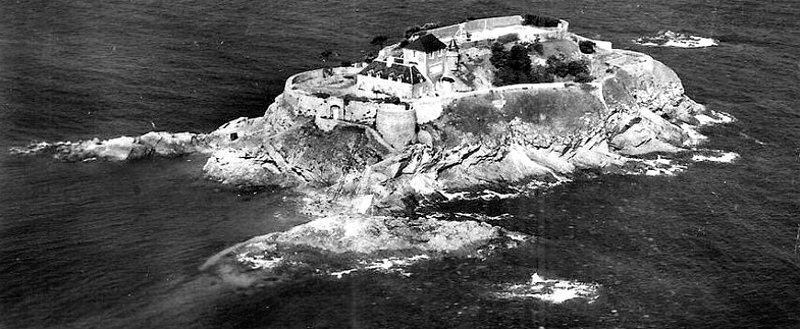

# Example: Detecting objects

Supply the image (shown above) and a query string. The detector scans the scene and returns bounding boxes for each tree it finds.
[579,40,596,54]
[370,35,389,48]
[319,49,339,62]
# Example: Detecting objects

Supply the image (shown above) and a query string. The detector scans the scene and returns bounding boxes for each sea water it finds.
[1,0,799,327]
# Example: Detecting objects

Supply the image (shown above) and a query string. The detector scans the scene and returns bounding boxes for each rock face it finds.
[192,48,717,215]
[15,46,717,214]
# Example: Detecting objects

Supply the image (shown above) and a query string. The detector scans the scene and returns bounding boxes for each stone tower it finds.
[445,39,460,72]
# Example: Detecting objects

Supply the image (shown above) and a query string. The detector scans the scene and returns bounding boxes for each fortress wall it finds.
[428,25,460,40]
[428,16,523,41]
[357,75,414,99]
[411,97,446,124]
[344,101,385,124]
[466,15,523,31]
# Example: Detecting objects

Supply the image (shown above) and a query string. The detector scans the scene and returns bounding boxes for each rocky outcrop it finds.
[199,214,527,287]
[10,26,730,289]
[10,131,209,161]
[194,47,715,215]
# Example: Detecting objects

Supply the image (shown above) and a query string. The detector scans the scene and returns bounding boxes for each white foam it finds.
[493,273,599,303]
[695,111,735,125]
[633,31,718,48]
[330,269,358,279]
[681,123,708,146]
[692,152,739,163]
[329,255,432,279]
[629,156,687,176]
[236,255,284,270]
[437,178,569,203]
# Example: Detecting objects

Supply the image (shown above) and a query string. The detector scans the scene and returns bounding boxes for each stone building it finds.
[401,34,447,79]
[356,59,434,99]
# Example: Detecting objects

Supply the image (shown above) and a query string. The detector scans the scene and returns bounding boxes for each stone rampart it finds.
[428,15,523,40]
[411,97,446,124]
[427,16,569,43]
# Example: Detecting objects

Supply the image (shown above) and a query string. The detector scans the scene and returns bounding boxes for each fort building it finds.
[401,34,448,79]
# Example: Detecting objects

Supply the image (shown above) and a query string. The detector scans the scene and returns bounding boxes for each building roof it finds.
[404,34,447,53]
[358,60,426,84]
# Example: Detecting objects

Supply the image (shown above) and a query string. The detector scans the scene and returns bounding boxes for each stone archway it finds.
[330,105,342,120]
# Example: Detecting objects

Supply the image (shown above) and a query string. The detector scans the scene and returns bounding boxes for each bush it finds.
[420,22,441,30]
[404,26,423,39]
[370,35,389,48]
[579,40,596,54]
[527,40,544,55]
[530,65,555,83]
[546,55,570,78]
[545,56,592,81]
[363,52,377,63]
[522,14,561,28]
[574,72,594,83]
[491,43,535,86]
[496,33,519,44]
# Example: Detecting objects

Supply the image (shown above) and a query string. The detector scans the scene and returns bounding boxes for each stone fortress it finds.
[280,15,611,150]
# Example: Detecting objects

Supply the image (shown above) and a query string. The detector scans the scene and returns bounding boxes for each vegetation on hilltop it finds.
[489,41,594,86]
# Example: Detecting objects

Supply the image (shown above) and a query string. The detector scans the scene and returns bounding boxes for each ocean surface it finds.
[1,0,799,328]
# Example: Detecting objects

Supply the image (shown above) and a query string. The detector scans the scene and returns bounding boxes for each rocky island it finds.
[16,14,730,299]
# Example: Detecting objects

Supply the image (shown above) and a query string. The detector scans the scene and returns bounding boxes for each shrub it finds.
[528,40,544,55]
[363,52,377,63]
[566,59,590,77]
[574,72,594,83]
[491,43,536,86]
[546,55,570,78]
[404,26,423,39]
[496,33,519,44]
[522,14,561,28]
[420,22,441,30]
[545,55,592,81]
[370,35,389,48]
[530,65,555,83]
[579,40,596,54]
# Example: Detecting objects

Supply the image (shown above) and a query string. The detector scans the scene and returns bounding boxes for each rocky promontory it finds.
[12,15,732,296]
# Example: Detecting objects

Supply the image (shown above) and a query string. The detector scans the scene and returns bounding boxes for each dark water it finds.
[1,0,799,328]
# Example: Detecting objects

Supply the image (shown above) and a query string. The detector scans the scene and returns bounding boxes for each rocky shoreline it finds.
[10,19,734,303]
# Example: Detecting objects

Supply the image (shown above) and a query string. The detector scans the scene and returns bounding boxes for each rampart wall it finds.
[427,15,569,43]
[283,68,408,125]
[427,15,523,40]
